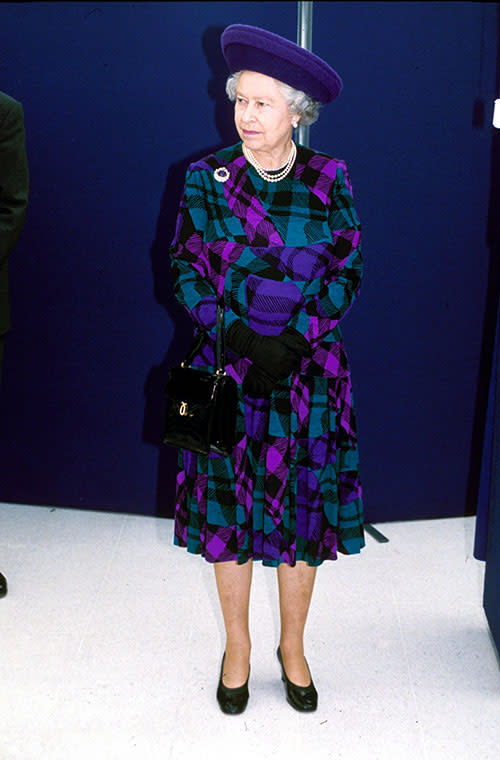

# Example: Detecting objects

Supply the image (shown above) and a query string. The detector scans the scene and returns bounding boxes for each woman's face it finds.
[234,70,296,160]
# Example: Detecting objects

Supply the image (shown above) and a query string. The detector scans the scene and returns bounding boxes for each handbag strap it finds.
[182,299,226,373]
[215,301,226,373]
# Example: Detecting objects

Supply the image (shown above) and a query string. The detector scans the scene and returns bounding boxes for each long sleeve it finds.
[289,163,362,348]
[169,168,240,338]
[0,92,29,334]
[0,95,29,268]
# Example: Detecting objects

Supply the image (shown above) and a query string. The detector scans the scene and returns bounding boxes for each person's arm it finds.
[289,162,362,348]
[169,167,240,337]
[0,96,29,267]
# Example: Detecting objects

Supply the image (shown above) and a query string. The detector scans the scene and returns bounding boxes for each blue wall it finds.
[0,2,497,521]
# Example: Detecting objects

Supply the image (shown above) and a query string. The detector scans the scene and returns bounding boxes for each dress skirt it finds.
[173,366,365,567]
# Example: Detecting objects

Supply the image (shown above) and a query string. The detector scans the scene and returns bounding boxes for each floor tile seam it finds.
[54,516,129,686]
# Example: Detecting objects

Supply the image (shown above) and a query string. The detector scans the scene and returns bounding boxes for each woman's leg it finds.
[214,559,253,688]
[277,561,317,686]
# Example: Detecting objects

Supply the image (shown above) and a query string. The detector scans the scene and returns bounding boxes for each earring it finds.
[292,120,299,129]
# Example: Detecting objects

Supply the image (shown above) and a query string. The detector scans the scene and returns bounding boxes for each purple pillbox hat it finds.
[221,24,342,104]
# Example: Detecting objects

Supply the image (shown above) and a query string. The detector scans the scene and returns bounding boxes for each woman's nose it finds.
[241,104,256,122]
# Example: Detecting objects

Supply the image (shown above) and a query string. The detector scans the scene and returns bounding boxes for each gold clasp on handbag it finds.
[179,401,188,416]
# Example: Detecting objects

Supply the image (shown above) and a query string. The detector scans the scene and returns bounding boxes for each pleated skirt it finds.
[173,362,365,567]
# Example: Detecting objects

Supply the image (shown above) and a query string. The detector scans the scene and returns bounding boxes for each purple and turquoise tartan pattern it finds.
[170,142,364,566]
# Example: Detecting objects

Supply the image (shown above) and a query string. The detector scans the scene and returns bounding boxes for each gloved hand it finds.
[227,321,311,381]
[242,364,276,398]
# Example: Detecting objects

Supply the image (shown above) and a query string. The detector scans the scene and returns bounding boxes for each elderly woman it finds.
[169,24,364,714]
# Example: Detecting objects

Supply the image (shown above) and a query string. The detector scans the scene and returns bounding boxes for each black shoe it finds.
[216,653,250,715]
[0,573,7,598]
[277,646,318,712]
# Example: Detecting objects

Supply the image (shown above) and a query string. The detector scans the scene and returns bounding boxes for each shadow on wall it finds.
[142,26,238,518]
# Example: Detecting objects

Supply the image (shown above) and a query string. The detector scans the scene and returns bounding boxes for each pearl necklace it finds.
[242,141,297,183]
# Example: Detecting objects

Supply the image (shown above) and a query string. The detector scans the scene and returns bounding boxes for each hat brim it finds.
[221,24,342,104]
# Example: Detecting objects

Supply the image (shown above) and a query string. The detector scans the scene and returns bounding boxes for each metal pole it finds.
[296,1,313,148]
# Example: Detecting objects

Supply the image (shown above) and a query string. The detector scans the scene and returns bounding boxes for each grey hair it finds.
[225,71,322,127]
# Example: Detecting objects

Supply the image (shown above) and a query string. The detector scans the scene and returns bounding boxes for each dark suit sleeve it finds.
[0,96,29,268]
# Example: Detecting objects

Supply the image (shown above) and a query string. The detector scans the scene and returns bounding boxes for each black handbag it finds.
[163,303,238,456]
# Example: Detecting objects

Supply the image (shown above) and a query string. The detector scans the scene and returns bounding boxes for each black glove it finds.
[242,364,276,398]
[227,321,311,381]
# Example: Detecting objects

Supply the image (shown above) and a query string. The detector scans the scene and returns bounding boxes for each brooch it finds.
[214,167,230,183]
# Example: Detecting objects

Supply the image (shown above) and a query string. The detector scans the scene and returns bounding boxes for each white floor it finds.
[0,503,499,760]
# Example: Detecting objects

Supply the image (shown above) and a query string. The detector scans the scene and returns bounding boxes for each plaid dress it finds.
[169,142,364,567]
